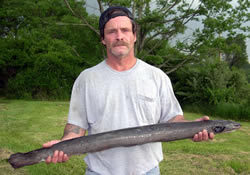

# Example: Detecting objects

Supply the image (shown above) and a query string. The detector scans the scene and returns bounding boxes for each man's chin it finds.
[111,50,130,58]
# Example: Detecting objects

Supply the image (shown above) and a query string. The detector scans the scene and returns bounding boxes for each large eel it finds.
[8,120,240,169]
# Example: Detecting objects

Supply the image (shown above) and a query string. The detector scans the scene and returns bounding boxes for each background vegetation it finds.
[0,0,249,120]
[0,100,249,175]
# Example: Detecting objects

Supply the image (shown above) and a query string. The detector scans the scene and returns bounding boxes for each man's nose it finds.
[116,30,124,40]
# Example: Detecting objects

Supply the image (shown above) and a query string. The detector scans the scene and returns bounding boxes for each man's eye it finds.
[108,30,116,34]
[122,29,130,32]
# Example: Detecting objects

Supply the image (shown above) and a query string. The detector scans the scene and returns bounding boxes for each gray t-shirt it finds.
[68,59,183,175]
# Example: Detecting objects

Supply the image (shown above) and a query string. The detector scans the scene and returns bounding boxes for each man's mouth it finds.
[113,41,128,47]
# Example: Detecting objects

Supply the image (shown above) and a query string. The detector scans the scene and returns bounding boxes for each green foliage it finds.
[185,103,250,121]
[96,0,249,73]
[6,37,83,100]
[204,87,235,105]
[174,58,250,121]
[0,0,103,99]
[0,0,249,105]
[175,59,249,105]
[242,62,250,82]
[221,34,248,68]
[0,29,83,99]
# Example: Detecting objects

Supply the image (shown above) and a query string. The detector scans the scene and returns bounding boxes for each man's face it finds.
[102,16,136,59]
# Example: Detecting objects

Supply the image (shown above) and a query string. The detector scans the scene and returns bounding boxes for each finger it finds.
[202,116,210,121]
[63,154,69,162]
[46,156,52,164]
[192,134,199,142]
[209,132,214,140]
[194,116,210,122]
[52,150,59,164]
[58,151,64,163]
[198,132,203,141]
[202,129,208,141]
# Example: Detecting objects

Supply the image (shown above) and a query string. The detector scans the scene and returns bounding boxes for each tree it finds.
[223,34,248,69]
[242,62,250,83]
[1,0,249,100]
[65,0,249,74]
[174,58,249,105]
[0,0,102,99]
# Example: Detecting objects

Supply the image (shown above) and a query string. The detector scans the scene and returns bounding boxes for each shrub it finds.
[183,102,250,121]
[6,38,83,100]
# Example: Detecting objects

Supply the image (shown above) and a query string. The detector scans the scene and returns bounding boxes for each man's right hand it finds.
[43,140,70,164]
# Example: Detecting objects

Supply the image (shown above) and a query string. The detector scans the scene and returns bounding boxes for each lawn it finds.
[0,100,249,175]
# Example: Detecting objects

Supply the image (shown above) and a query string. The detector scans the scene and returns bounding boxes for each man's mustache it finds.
[112,41,129,47]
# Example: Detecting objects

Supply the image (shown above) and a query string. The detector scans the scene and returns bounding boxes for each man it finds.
[43,6,214,175]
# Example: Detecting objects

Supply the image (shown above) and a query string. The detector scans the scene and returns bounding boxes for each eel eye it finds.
[213,126,225,133]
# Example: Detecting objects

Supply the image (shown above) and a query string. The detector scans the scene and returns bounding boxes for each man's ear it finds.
[101,37,106,45]
[134,32,137,43]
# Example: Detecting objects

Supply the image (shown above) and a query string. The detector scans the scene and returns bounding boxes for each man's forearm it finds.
[61,123,86,141]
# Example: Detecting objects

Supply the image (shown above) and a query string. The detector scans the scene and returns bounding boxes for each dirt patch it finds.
[163,153,237,174]
[213,138,229,143]
[0,104,7,111]
[0,148,27,175]
[239,151,250,156]
[0,149,12,160]
[239,127,250,136]
[165,153,232,162]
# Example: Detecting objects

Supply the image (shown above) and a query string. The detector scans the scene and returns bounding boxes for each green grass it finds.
[160,112,250,175]
[0,100,249,175]
[0,100,86,175]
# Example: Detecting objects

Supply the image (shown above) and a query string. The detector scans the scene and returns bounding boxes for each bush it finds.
[6,38,83,100]
[175,59,250,105]
[183,102,250,121]
[174,59,250,121]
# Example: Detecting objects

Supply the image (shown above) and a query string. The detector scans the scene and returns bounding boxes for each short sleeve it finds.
[67,73,89,130]
[159,73,183,123]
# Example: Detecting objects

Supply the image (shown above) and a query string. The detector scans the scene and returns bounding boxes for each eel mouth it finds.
[233,123,241,129]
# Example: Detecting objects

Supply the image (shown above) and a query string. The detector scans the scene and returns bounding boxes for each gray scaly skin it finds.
[8,120,241,169]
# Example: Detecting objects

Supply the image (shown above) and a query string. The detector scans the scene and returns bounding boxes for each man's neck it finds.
[106,55,137,72]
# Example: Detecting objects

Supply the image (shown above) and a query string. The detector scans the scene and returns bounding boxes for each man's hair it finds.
[99,6,136,39]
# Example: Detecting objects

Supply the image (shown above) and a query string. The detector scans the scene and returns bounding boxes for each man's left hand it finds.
[192,116,215,142]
